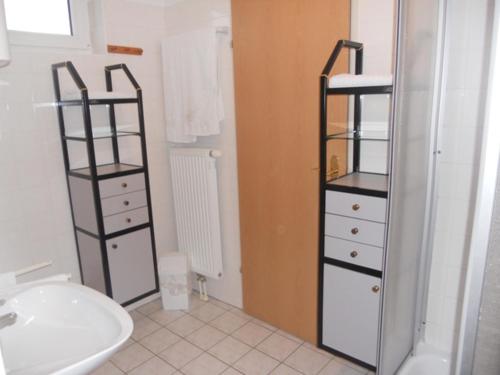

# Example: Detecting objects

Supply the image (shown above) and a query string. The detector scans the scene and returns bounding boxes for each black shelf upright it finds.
[317,39,393,371]
[51,61,159,306]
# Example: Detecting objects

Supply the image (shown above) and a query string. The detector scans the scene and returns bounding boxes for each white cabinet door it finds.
[106,228,156,304]
[322,264,381,366]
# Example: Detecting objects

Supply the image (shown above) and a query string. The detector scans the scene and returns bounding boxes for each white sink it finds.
[0,281,133,375]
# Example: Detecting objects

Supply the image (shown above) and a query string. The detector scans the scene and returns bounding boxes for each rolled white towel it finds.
[329,74,393,88]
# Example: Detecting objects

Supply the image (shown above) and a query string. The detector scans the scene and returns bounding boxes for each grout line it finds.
[125,305,352,375]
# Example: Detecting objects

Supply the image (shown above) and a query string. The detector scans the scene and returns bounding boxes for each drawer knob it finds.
[121,182,128,188]
[351,227,359,235]
[372,285,380,293]
[112,244,118,249]
[126,218,132,223]
[352,203,360,211]
[123,200,130,206]
[350,250,358,258]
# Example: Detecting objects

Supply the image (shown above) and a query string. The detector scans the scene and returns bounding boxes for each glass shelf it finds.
[326,129,389,141]
[65,125,140,141]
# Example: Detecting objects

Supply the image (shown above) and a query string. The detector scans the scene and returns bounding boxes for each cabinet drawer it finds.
[106,228,156,304]
[322,264,381,366]
[325,191,386,223]
[99,173,146,198]
[324,236,383,271]
[104,207,149,234]
[101,190,147,217]
[325,214,385,247]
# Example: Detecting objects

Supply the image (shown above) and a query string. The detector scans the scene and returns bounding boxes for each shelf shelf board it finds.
[326,85,392,96]
[326,129,389,142]
[326,172,388,198]
[64,130,141,141]
[69,163,144,179]
[58,97,139,106]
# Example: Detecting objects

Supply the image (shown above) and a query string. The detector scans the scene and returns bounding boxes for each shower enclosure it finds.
[376,0,498,373]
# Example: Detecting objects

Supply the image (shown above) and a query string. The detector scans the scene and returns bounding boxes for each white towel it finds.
[161,28,224,143]
[329,74,393,88]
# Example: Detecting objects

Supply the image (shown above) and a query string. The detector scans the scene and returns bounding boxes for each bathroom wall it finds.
[162,0,243,307]
[349,0,395,174]
[425,0,493,353]
[0,0,177,283]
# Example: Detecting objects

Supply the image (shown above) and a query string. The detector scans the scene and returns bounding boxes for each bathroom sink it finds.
[0,281,133,375]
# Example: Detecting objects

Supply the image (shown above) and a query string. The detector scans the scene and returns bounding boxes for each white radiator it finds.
[169,148,223,279]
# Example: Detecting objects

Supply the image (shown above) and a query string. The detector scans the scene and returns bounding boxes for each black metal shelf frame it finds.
[317,40,393,372]
[52,61,160,306]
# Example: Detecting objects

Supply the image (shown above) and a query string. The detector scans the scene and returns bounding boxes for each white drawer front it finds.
[99,173,146,199]
[101,190,147,217]
[104,207,149,234]
[322,264,381,366]
[325,214,385,247]
[106,228,156,304]
[325,191,387,223]
[324,236,383,271]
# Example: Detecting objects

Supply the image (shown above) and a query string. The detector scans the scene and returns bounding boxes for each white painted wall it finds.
[349,0,395,174]
[0,0,177,284]
[0,0,243,307]
[425,0,492,354]
[162,0,243,308]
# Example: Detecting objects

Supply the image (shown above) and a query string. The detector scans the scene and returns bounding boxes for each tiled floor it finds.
[92,295,374,375]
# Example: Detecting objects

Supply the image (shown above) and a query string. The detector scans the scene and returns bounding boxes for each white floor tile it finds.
[186,324,227,350]
[187,293,209,311]
[210,298,234,311]
[318,360,366,375]
[190,303,226,322]
[90,361,123,375]
[182,352,228,375]
[159,339,203,369]
[234,349,280,375]
[208,336,252,365]
[117,337,135,352]
[284,345,331,375]
[137,299,162,315]
[270,364,302,375]
[123,303,369,375]
[149,308,186,326]
[131,316,162,341]
[222,367,243,374]
[110,343,154,372]
[210,311,250,334]
[230,308,253,320]
[129,310,146,323]
[232,322,273,347]
[139,327,181,354]
[276,330,304,344]
[128,356,177,375]
[333,357,371,374]
[167,315,205,337]
[257,333,301,361]
[251,318,277,332]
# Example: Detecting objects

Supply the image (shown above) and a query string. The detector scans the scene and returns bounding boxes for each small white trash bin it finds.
[159,253,191,310]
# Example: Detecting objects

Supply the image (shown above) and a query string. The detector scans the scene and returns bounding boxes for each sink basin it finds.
[0,281,133,375]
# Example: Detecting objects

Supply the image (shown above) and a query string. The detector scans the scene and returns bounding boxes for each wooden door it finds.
[232,0,350,342]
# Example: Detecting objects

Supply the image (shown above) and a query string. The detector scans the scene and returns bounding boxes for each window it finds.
[4,0,90,49]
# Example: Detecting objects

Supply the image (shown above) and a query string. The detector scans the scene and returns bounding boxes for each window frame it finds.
[6,0,91,50]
